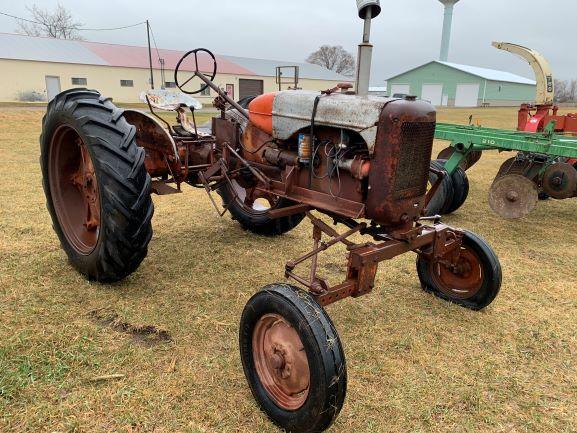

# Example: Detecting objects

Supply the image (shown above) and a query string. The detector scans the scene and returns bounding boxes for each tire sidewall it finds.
[446,164,469,214]
[459,231,501,309]
[426,160,454,216]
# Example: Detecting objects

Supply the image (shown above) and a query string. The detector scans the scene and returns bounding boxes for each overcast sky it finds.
[1,0,575,84]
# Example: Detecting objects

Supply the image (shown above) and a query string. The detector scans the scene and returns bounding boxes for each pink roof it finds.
[79,41,255,75]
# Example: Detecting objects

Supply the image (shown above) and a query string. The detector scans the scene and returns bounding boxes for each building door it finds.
[45,76,61,101]
[455,84,480,107]
[239,79,264,100]
[421,84,443,106]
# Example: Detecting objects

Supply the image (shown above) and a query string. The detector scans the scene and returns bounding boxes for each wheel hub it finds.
[70,139,100,231]
[48,125,101,255]
[506,190,518,202]
[252,314,310,410]
[431,248,483,300]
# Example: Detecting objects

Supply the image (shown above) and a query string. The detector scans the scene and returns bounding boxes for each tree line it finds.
[554,79,577,103]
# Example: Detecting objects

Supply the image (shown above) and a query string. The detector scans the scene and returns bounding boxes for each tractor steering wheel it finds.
[174,48,218,95]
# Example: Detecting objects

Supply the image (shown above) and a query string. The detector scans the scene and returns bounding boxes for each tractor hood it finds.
[248,90,394,152]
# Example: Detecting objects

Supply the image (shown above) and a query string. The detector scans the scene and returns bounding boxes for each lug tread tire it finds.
[416,230,502,310]
[219,95,305,236]
[219,185,305,236]
[40,88,154,283]
[425,160,455,216]
[439,159,470,214]
[240,284,346,433]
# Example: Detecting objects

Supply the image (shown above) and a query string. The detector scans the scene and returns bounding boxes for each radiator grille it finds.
[393,121,435,198]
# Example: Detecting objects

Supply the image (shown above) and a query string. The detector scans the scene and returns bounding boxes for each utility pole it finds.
[160,58,165,89]
[146,20,154,89]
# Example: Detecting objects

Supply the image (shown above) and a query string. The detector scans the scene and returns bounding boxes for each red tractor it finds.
[40,2,502,431]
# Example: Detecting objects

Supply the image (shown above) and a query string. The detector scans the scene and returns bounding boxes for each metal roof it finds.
[80,41,253,75]
[437,61,536,85]
[0,32,107,65]
[221,55,351,81]
[386,60,536,85]
[0,33,350,81]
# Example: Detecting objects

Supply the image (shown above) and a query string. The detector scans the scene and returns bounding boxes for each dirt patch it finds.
[89,309,172,347]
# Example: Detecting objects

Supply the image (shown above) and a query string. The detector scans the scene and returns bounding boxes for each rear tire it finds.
[219,182,305,236]
[40,88,154,282]
[425,160,454,216]
[439,160,470,214]
[220,95,305,235]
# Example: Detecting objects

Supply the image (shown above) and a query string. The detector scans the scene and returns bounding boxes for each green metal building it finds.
[386,60,536,107]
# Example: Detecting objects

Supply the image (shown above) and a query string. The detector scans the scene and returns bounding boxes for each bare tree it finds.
[554,79,569,103]
[568,79,577,103]
[16,4,83,40]
[306,45,355,77]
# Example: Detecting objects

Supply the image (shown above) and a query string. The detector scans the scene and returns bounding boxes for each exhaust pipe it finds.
[355,0,381,96]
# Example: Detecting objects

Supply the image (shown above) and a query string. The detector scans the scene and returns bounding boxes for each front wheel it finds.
[416,231,502,310]
[239,284,347,433]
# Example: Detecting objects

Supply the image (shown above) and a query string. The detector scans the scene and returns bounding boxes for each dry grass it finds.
[1,106,577,433]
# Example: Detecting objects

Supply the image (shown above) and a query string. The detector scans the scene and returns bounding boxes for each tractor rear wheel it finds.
[416,230,502,310]
[40,89,153,282]
[240,284,346,433]
[438,160,470,214]
[220,95,304,236]
[437,147,482,171]
[219,181,305,236]
[425,159,455,216]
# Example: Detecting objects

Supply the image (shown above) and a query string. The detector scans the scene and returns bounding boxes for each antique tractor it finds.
[39,2,502,431]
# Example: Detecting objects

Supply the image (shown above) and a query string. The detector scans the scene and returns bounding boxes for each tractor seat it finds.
[139,89,203,112]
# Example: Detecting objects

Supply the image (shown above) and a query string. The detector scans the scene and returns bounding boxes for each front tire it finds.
[240,284,347,433]
[40,89,154,282]
[416,231,502,310]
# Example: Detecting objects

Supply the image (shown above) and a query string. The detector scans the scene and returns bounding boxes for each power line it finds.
[0,11,146,32]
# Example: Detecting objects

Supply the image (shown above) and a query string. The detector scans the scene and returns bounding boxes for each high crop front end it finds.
[39,1,502,431]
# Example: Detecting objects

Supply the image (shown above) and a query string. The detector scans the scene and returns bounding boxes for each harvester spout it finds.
[492,41,555,106]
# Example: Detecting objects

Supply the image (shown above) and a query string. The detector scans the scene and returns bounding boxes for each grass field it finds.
[1,105,576,433]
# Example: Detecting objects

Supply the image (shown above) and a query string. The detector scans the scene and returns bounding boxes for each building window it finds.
[200,86,210,96]
[164,81,176,88]
[71,77,87,85]
[120,80,134,87]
